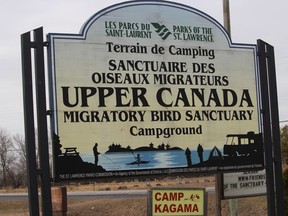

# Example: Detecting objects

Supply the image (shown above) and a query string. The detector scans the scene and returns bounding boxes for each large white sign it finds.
[49,1,263,180]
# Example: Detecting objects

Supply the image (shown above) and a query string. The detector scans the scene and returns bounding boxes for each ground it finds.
[0,175,268,215]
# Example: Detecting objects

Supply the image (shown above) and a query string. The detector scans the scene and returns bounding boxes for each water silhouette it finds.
[53,133,62,156]
[197,144,204,163]
[126,152,150,166]
[185,148,192,167]
[53,135,106,180]
[209,146,223,161]
[106,142,183,153]
[52,131,264,180]
[223,131,263,158]
[93,143,100,165]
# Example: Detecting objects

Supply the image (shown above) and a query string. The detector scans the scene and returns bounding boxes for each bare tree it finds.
[13,134,27,187]
[0,128,14,186]
[281,125,288,165]
[13,134,26,161]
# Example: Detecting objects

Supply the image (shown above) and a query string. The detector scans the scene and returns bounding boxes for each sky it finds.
[1,0,288,136]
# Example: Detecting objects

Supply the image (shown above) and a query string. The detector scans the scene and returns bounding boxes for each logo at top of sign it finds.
[104,20,214,42]
[151,22,172,40]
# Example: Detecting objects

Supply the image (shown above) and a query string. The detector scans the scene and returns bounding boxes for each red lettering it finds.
[162,192,168,201]
[158,192,185,201]
[154,203,199,213]
[178,192,184,200]
[154,204,162,213]
[177,203,184,212]
[170,204,176,212]
[163,204,169,212]
[184,204,192,212]
[169,192,177,201]
[155,192,162,201]
[192,204,199,212]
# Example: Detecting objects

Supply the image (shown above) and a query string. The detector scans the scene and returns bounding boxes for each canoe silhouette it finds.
[126,160,150,165]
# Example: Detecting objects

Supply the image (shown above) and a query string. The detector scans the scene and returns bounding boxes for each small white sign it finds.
[223,170,266,198]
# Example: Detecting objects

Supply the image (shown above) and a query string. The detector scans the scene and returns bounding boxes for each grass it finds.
[65,196,267,216]
[0,200,29,216]
[0,196,268,216]
[0,176,268,215]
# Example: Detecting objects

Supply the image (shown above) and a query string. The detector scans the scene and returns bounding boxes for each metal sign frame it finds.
[20,3,285,216]
[257,39,284,216]
[21,27,52,216]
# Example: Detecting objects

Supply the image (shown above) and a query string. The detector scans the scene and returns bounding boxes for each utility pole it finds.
[223,0,237,213]
[215,1,236,216]
[223,1,239,215]
[223,0,231,35]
